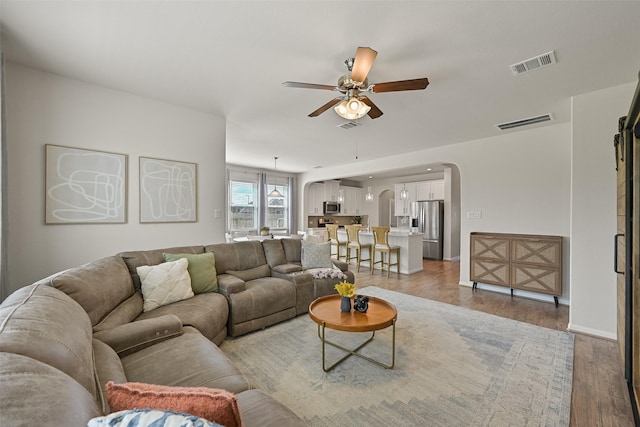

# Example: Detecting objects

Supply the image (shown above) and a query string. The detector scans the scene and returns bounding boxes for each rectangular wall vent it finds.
[337,121,361,130]
[496,113,553,130]
[510,51,556,75]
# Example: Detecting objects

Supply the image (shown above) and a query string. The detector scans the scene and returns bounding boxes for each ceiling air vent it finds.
[510,51,556,75]
[337,121,361,130]
[496,113,553,130]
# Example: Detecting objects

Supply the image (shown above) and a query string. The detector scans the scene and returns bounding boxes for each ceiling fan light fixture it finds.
[334,97,370,120]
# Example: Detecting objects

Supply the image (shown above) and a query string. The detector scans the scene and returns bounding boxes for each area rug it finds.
[220,286,574,426]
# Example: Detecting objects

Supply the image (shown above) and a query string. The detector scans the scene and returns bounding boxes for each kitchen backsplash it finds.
[308,215,368,228]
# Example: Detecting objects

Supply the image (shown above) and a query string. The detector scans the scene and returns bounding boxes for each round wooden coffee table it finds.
[308,294,397,372]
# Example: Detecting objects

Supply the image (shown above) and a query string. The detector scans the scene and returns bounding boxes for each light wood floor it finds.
[352,259,635,427]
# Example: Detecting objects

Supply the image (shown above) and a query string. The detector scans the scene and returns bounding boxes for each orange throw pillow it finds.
[106,382,243,427]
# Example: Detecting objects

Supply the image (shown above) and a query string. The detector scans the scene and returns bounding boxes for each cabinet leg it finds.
[472,281,477,290]
[554,296,559,307]
[510,288,514,298]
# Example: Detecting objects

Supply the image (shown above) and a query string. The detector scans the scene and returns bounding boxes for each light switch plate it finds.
[467,210,482,219]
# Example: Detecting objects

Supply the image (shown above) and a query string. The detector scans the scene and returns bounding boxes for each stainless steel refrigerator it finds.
[414,200,444,260]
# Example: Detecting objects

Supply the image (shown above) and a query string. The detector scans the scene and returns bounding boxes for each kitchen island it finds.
[337,229,423,275]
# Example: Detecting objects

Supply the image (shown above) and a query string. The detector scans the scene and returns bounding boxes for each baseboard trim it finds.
[459,280,568,306]
[567,323,617,341]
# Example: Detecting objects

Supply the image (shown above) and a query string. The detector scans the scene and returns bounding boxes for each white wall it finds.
[300,122,572,301]
[5,63,227,294]
[298,78,639,339]
[569,81,636,339]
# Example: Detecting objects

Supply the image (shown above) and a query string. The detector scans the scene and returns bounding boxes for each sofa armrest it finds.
[217,274,246,297]
[93,314,183,357]
[332,259,349,272]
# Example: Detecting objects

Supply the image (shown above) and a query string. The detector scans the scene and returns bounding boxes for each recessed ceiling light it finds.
[427,168,432,171]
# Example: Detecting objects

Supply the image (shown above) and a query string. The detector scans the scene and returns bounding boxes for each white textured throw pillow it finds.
[301,241,333,269]
[88,408,222,427]
[137,258,194,312]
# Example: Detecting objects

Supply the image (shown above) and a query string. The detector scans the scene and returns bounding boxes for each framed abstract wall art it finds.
[139,156,197,223]
[45,144,128,224]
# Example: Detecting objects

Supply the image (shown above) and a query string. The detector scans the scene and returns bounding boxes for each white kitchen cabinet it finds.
[324,180,340,202]
[394,182,416,216]
[340,186,363,215]
[416,179,445,201]
[307,183,324,215]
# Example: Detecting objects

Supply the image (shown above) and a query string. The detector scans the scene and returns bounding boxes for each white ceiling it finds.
[2,1,639,180]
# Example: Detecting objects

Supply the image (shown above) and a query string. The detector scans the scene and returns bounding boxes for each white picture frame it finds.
[45,144,128,224]
[139,156,197,223]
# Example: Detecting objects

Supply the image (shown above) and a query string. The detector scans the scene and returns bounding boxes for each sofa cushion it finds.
[301,241,333,269]
[163,252,218,294]
[121,327,251,393]
[93,291,144,332]
[271,263,303,274]
[206,241,266,273]
[119,246,205,291]
[236,389,305,427]
[135,293,229,345]
[0,352,102,426]
[88,409,223,427]
[0,284,96,397]
[138,258,194,312]
[281,239,301,263]
[227,264,271,282]
[106,382,242,427]
[261,239,287,268]
[49,256,134,327]
[228,277,296,325]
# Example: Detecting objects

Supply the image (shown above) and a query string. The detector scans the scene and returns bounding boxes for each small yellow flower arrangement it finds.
[334,280,356,298]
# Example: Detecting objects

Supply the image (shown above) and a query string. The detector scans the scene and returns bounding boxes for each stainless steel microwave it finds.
[323,201,340,214]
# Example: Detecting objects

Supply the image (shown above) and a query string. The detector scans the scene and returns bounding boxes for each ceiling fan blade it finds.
[282,81,338,91]
[350,47,378,84]
[371,78,429,93]
[360,96,383,119]
[308,98,342,117]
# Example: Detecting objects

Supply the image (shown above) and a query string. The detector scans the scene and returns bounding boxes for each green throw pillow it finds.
[163,252,218,294]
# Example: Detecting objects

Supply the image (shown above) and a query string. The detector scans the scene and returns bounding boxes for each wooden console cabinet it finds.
[470,232,563,306]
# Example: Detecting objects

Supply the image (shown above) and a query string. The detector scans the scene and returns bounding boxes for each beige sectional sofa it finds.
[0,238,354,426]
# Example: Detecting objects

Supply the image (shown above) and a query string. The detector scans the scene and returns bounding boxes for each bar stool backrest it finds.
[345,225,362,244]
[372,226,391,247]
[326,224,339,241]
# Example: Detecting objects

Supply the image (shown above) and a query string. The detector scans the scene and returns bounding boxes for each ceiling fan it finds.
[283,47,429,120]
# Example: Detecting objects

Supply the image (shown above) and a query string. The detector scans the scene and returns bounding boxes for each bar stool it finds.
[345,225,372,272]
[371,226,400,277]
[326,224,347,261]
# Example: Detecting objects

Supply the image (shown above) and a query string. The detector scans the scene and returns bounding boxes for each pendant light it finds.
[400,183,408,200]
[365,176,374,202]
[268,157,284,198]
[338,189,345,203]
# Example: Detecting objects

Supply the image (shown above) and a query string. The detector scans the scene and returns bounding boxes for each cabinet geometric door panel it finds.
[470,235,510,261]
[511,238,561,267]
[470,260,510,287]
[511,264,561,295]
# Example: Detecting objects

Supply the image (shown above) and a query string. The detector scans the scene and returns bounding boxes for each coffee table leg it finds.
[318,319,396,372]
